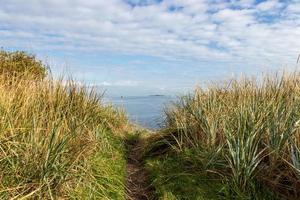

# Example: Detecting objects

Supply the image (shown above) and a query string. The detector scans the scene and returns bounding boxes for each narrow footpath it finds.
[125,138,156,200]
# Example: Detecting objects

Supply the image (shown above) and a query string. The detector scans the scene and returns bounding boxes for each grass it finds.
[144,73,300,199]
[0,73,130,199]
[146,149,223,200]
[4,50,300,199]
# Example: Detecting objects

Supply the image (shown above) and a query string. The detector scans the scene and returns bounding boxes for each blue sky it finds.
[1,0,300,96]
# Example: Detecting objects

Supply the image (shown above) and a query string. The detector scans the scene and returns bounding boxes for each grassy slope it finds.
[144,74,300,200]
[146,151,222,200]
[5,50,300,199]
[0,76,129,199]
[69,131,126,199]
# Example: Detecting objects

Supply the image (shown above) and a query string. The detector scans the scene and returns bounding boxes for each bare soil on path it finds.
[125,138,156,200]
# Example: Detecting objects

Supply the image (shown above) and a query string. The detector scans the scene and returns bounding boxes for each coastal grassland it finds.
[0,74,129,198]
[145,73,300,199]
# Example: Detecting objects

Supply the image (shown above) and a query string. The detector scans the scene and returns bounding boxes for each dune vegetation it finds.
[0,50,130,199]
[145,74,300,200]
[2,49,300,200]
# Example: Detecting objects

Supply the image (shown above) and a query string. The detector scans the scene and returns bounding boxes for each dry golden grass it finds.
[0,74,129,199]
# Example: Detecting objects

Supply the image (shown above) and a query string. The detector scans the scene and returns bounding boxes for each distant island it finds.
[148,94,165,97]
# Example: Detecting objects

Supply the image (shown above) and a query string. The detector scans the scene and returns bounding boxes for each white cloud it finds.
[286,2,300,13]
[98,80,138,87]
[99,81,112,86]
[0,0,299,68]
[257,0,279,11]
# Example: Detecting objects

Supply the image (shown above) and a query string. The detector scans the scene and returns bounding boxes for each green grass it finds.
[4,50,300,199]
[145,73,300,199]
[146,149,223,200]
[68,130,126,199]
[0,74,130,199]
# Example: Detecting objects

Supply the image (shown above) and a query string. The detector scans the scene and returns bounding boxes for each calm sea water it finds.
[107,95,175,130]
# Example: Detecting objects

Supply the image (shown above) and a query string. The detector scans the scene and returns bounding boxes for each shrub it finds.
[0,50,47,79]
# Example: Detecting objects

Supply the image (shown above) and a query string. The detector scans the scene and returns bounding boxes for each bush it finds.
[0,50,47,79]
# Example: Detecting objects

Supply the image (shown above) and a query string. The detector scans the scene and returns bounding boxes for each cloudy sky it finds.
[1,0,300,96]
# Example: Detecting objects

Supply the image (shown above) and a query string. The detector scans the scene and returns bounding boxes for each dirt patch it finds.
[125,138,156,200]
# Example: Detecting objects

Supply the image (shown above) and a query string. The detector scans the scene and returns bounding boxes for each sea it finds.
[106,95,176,130]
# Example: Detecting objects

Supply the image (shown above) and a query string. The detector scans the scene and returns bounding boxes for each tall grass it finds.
[0,74,129,199]
[158,73,300,199]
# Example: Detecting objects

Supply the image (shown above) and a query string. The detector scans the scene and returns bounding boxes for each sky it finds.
[1,0,300,96]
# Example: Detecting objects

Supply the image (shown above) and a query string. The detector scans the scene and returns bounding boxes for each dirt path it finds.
[125,138,156,200]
